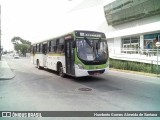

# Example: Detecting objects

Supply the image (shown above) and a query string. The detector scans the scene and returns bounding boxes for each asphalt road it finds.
[0,55,160,120]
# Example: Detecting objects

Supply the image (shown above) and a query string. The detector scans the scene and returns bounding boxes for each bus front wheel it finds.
[58,64,65,77]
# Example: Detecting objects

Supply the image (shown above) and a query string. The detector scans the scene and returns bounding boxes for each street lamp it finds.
[156,42,160,74]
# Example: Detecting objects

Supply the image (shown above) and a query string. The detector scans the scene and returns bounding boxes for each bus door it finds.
[42,43,47,67]
[65,40,75,75]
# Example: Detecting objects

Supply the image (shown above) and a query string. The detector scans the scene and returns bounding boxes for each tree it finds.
[11,36,31,56]
[11,36,31,45]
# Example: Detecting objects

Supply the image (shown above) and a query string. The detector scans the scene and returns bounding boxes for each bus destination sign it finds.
[75,31,105,38]
[64,35,73,40]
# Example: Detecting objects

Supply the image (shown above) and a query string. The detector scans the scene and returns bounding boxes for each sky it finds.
[0,0,114,51]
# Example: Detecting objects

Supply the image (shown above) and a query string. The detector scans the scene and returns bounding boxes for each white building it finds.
[103,0,160,56]
[69,0,160,64]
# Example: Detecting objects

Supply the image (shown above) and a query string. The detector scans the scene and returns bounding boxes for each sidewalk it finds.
[0,60,15,80]
[110,53,160,65]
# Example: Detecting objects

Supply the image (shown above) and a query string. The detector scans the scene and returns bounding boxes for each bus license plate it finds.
[93,72,100,76]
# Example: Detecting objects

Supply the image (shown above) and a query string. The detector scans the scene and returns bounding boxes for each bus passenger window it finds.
[57,44,64,53]
[51,40,56,53]
[53,46,57,53]
[61,45,64,53]
[48,41,51,52]
[57,38,64,53]
[36,44,39,53]
[43,44,47,54]
[39,44,41,53]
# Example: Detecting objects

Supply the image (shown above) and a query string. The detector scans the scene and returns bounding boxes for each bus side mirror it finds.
[72,41,76,48]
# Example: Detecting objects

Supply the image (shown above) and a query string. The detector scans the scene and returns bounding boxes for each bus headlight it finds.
[77,64,84,69]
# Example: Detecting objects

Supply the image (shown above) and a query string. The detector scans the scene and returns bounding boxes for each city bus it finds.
[31,30,109,77]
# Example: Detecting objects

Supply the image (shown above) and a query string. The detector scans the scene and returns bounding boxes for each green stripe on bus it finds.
[47,53,65,56]
[74,51,109,70]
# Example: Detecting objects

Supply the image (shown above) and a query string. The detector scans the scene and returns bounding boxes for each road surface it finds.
[0,55,160,120]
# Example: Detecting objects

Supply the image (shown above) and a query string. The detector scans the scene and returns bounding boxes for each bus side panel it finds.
[46,54,66,73]
[46,55,52,70]
[74,65,109,77]
[32,54,44,66]
[59,56,66,73]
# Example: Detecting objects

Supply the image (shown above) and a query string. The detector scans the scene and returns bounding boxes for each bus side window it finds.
[50,41,52,52]
[57,38,64,53]
[39,43,42,53]
[47,42,49,52]
[36,44,37,53]
[61,45,64,53]
[53,46,57,53]
[48,41,52,52]
[56,39,59,53]
[36,44,39,53]
[42,44,47,54]
[33,46,36,54]
[51,40,56,53]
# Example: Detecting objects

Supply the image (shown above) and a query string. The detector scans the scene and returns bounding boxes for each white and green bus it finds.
[31,30,109,77]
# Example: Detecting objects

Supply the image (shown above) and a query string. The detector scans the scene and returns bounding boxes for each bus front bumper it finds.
[74,65,109,77]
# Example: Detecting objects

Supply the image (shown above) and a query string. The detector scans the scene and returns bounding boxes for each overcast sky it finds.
[0,0,114,51]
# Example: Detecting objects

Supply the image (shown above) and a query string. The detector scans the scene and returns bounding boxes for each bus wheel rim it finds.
[37,62,39,68]
[59,67,63,76]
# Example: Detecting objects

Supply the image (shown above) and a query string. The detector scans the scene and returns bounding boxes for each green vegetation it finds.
[11,37,31,56]
[109,58,160,74]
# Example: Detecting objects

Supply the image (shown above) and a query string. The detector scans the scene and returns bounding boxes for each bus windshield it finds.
[76,38,108,62]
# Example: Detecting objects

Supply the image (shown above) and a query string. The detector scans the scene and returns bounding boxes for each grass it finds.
[109,58,160,74]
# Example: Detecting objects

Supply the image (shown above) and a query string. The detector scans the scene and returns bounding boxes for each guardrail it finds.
[109,48,160,65]
[121,48,159,56]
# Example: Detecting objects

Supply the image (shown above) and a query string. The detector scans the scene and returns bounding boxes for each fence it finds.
[109,48,160,75]
[121,48,158,56]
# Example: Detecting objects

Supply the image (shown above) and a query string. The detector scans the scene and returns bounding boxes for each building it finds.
[103,0,160,58]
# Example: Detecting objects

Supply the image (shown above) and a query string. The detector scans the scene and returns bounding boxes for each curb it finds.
[110,68,160,78]
[0,61,15,80]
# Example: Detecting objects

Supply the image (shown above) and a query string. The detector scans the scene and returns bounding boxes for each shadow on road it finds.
[35,68,121,92]
[66,75,121,92]
[42,67,107,82]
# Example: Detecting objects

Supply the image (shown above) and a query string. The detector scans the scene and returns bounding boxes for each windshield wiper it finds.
[96,38,101,50]
[84,37,92,48]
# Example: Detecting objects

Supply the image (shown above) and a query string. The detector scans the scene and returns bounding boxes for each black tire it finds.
[58,64,65,77]
[37,60,42,69]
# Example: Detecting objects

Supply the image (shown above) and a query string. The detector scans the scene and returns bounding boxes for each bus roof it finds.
[32,30,106,45]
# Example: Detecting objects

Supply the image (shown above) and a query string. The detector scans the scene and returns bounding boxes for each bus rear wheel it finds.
[37,60,42,69]
[58,64,65,77]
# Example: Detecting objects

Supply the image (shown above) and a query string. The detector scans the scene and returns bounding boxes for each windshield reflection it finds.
[76,39,108,61]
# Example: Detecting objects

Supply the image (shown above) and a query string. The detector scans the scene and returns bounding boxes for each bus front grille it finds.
[88,69,105,75]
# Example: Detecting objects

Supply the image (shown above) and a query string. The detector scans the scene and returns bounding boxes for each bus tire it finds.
[58,64,65,77]
[37,60,42,69]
